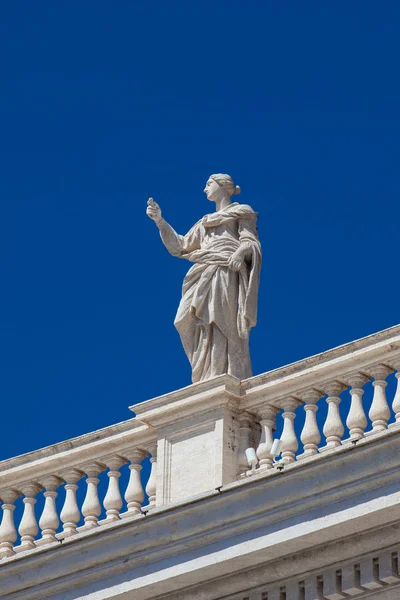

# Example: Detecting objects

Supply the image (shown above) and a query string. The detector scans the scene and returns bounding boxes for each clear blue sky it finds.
[1,2,400,460]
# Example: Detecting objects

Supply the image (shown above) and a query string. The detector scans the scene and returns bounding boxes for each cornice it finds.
[1,427,400,600]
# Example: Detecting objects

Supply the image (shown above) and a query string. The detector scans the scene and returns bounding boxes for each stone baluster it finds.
[81,462,105,528]
[368,364,392,432]
[103,456,126,521]
[256,407,278,469]
[345,373,368,441]
[60,469,84,536]
[392,359,400,423]
[299,389,321,458]
[18,483,42,549]
[237,413,254,475]
[323,381,346,448]
[123,449,148,516]
[280,397,301,463]
[0,489,20,558]
[38,475,62,544]
[145,445,157,507]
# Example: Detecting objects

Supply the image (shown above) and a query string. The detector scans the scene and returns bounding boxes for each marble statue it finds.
[146,174,261,382]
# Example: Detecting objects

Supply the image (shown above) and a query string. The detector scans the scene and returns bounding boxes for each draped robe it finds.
[160,202,261,382]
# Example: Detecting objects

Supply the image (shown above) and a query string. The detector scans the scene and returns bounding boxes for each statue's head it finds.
[204,174,241,202]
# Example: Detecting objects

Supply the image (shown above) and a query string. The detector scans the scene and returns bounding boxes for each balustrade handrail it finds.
[242,324,400,407]
[0,417,155,490]
[0,416,157,559]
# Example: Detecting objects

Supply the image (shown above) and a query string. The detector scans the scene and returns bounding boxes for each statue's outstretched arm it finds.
[146,198,200,257]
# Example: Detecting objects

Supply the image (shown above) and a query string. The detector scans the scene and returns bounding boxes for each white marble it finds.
[146,174,261,382]
[1,326,400,599]
[1,422,400,599]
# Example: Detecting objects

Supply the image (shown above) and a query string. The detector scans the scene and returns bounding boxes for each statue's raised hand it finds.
[146,198,162,224]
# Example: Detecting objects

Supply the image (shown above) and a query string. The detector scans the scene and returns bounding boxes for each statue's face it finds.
[204,178,220,202]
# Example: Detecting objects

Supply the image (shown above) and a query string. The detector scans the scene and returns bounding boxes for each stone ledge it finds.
[1,426,400,600]
[0,422,154,489]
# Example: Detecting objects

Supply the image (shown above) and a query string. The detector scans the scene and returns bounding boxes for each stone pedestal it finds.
[130,375,242,506]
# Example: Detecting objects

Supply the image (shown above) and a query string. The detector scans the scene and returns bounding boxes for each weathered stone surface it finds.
[146,173,261,382]
[1,326,400,599]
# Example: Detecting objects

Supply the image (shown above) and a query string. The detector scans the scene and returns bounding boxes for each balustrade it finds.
[0,448,151,559]
[2,328,400,562]
[243,358,400,476]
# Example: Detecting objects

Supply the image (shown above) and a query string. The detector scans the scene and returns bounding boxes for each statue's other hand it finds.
[146,198,162,223]
[228,254,244,272]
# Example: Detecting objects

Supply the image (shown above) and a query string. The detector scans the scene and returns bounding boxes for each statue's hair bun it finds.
[233,185,241,195]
